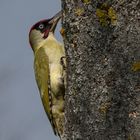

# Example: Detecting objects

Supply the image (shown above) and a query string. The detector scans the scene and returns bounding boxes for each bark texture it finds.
[61,0,140,139]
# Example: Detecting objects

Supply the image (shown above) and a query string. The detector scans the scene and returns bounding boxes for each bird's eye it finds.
[39,24,44,29]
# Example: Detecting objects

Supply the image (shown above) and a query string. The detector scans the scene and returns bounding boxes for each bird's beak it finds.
[49,11,62,32]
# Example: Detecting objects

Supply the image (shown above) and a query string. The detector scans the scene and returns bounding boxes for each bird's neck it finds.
[47,32,56,41]
[34,32,56,54]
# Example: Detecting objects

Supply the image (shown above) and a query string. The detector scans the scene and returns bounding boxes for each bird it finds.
[29,11,66,138]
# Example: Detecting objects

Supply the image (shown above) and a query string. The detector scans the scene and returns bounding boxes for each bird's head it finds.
[29,11,62,51]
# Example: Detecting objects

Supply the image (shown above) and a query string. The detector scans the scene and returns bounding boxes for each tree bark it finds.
[61,0,140,139]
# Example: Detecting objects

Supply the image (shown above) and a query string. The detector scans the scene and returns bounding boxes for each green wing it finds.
[34,47,57,135]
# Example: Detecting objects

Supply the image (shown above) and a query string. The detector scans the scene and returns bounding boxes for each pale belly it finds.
[49,63,64,97]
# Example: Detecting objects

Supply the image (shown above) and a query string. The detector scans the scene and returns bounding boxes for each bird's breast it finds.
[49,63,63,97]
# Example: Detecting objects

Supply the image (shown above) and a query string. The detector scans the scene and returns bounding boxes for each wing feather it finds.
[34,47,57,135]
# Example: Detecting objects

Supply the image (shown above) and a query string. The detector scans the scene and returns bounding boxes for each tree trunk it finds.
[61,0,140,139]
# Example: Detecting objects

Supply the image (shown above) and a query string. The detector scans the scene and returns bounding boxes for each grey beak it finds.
[49,11,62,32]
[49,11,62,24]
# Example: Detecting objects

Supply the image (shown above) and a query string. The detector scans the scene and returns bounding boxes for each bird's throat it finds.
[43,29,50,39]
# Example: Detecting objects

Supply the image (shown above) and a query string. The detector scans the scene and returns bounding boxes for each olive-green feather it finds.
[34,47,57,135]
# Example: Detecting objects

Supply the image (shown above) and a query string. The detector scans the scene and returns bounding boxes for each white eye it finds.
[39,24,44,29]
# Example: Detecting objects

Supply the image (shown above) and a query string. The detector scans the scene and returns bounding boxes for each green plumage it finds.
[33,33,65,137]
[29,12,65,137]
[34,47,57,134]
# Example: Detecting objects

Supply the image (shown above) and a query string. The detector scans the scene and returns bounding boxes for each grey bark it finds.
[61,0,140,140]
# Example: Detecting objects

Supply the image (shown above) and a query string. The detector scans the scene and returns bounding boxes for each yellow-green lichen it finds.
[132,61,140,72]
[75,8,85,16]
[108,7,117,25]
[99,102,111,114]
[96,3,117,26]
[82,0,91,4]
[128,134,134,140]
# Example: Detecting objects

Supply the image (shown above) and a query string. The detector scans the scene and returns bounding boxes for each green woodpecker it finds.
[29,11,65,137]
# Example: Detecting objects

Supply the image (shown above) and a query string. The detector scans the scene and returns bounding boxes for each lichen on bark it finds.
[61,0,140,139]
